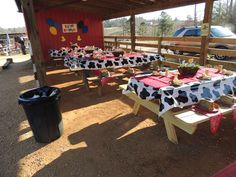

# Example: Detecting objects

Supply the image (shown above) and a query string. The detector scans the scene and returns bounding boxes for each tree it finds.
[138,22,147,36]
[103,20,112,28]
[157,11,174,37]
[229,0,236,32]
[122,18,130,36]
[212,0,229,26]
[185,15,194,26]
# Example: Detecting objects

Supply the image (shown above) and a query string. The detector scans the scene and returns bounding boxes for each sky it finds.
[137,3,206,21]
[0,0,25,28]
[0,0,206,28]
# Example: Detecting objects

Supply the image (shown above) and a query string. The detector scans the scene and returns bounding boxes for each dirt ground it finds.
[1,56,236,177]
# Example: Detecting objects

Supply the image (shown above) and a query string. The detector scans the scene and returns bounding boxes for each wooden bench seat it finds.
[85,71,153,96]
[173,106,232,125]
[87,73,130,82]
[120,84,235,144]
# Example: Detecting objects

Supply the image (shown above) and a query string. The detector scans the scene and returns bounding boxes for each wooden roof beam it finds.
[77,1,123,11]
[100,0,142,8]
[35,0,81,11]
[35,0,115,16]
[103,0,206,20]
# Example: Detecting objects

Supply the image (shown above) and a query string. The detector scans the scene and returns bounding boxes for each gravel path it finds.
[0,55,36,177]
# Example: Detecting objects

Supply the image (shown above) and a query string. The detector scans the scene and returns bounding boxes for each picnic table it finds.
[64,52,163,95]
[49,46,101,66]
[121,67,236,143]
[49,46,100,58]
[65,53,162,70]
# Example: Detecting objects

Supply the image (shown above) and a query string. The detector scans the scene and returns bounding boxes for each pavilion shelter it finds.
[15,0,213,86]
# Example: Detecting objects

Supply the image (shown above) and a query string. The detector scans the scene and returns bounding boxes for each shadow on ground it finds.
[46,64,131,113]
[33,64,236,177]
[1,60,236,177]
[34,112,236,177]
[0,59,46,177]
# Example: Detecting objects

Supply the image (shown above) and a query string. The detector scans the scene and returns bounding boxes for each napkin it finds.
[233,105,236,123]
[192,106,223,135]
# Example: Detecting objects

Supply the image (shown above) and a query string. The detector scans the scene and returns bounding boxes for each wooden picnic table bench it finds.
[70,68,153,96]
[67,53,163,96]
[119,84,235,144]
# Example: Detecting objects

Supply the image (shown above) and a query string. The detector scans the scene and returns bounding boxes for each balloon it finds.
[54,23,61,31]
[77,21,84,29]
[77,35,82,41]
[82,26,88,33]
[61,36,66,42]
[49,26,57,35]
[46,18,54,26]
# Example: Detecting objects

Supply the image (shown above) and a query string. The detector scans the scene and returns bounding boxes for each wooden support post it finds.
[199,0,214,66]
[97,82,103,97]
[114,37,118,48]
[158,37,162,54]
[130,14,135,52]
[82,70,90,91]
[21,0,47,87]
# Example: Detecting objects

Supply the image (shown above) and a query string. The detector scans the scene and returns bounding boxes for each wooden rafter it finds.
[103,0,206,19]
[16,0,206,20]
[35,0,115,15]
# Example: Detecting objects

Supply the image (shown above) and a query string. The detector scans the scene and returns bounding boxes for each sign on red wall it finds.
[62,24,78,33]
[36,8,104,62]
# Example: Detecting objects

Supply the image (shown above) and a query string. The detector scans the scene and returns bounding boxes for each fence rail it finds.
[104,36,236,71]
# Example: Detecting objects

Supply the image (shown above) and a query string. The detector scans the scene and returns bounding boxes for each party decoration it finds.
[82,26,88,33]
[54,22,61,31]
[77,35,82,41]
[61,36,66,42]
[77,20,89,33]
[46,18,62,34]
[49,26,57,35]
[62,24,78,33]
[46,18,54,26]
[77,21,84,29]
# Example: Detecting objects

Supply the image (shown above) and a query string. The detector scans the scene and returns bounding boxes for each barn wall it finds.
[36,8,104,62]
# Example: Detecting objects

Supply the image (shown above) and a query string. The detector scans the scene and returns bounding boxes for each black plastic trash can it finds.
[18,86,63,143]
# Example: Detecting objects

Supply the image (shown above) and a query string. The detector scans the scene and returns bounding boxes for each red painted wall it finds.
[36,8,104,62]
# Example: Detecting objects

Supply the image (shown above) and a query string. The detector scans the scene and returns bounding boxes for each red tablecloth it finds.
[98,52,144,60]
[137,68,223,89]
[212,161,236,177]
[93,53,144,84]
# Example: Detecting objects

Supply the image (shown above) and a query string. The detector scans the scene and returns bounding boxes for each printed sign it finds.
[62,24,78,33]
[201,23,210,36]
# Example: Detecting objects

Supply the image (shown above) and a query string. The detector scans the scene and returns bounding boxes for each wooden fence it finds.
[104,36,236,71]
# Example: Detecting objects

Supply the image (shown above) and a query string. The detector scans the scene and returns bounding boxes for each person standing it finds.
[15,36,26,55]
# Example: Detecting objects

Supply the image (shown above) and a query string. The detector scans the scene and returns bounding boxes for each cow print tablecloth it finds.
[49,49,72,58]
[123,71,236,116]
[49,47,101,58]
[64,54,163,70]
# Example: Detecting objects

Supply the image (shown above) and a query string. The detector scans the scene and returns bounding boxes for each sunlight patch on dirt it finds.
[18,131,33,142]
[18,120,30,131]
[18,75,34,84]
[116,118,157,140]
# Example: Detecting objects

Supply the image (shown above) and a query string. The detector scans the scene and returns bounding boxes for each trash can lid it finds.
[18,86,61,105]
